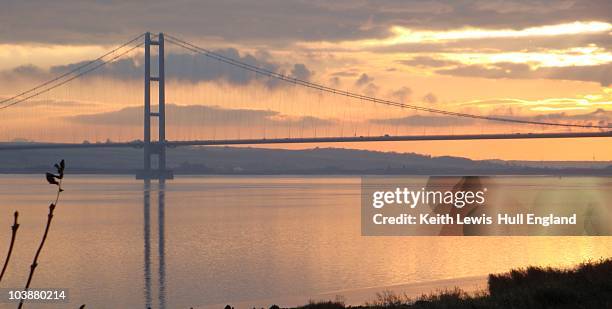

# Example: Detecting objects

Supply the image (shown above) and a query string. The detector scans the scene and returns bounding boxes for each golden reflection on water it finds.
[0,175,609,308]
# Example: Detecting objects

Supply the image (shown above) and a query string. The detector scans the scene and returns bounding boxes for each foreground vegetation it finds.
[284,258,612,309]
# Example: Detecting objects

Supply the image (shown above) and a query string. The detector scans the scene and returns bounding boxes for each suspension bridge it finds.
[0,32,610,180]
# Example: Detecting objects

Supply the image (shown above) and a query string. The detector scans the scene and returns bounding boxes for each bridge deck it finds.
[1,131,610,150]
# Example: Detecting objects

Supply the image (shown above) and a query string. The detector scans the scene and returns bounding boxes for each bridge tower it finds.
[137,32,174,181]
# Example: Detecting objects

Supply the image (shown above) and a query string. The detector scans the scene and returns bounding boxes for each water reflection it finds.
[143,180,152,308]
[143,180,167,309]
[158,181,167,309]
[0,175,609,308]
[424,176,612,236]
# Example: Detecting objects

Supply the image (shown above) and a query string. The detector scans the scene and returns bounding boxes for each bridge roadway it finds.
[1,131,611,151]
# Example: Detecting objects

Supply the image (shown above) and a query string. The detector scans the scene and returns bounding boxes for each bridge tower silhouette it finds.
[137,32,173,180]
[1,31,610,183]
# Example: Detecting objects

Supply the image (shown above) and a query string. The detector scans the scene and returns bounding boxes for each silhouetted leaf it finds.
[45,173,59,185]
[55,159,65,178]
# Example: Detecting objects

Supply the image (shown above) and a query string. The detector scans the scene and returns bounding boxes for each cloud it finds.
[371,108,612,127]
[2,1,610,45]
[363,83,380,96]
[389,86,412,103]
[371,114,475,127]
[0,97,95,108]
[329,76,341,87]
[491,108,612,127]
[67,104,335,127]
[49,57,142,80]
[355,73,373,86]
[437,62,612,86]
[457,96,612,115]
[7,49,314,88]
[6,64,47,77]
[539,64,612,87]
[290,63,313,80]
[426,33,612,53]
[397,57,459,68]
[422,93,438,104]
[331,70,359,77]
[437,62,531,79]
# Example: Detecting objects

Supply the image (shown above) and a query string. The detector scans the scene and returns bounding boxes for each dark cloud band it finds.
[67,104,334,127]
[2,1,609,44]
[5,49,313,88]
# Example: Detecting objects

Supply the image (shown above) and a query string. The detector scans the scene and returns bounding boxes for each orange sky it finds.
[0,3,610,161]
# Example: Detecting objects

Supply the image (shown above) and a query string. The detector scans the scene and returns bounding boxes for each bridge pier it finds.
[138,32,173,181]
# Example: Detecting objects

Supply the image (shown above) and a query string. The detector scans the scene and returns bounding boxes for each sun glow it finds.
[300,21,612,51]
[385,21,612,44]
[440,48,612,67]
[297,21,612,68]
[461,92,612,112]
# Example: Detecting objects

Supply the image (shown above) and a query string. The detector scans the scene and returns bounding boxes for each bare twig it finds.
[0,211,19,283]
[18,160,64,309]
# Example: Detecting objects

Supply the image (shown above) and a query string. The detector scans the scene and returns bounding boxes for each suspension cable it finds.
[0,33,145,109]
[165,33,609,130]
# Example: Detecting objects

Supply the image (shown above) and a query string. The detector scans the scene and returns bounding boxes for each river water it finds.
[0,175,610,308]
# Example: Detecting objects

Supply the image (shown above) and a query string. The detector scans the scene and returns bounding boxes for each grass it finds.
[260,258,612,309]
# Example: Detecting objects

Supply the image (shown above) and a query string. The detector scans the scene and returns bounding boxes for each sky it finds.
[0,0,611,160]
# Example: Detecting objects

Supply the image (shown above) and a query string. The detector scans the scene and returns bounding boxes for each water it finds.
[0,175,610,308]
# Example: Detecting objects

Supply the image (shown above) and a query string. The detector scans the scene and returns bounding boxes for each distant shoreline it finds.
[1,170,612,176]
[1,145,610,176]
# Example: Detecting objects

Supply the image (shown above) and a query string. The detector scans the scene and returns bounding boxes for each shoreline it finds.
[205,258,612,309]
[1,172,611,177]
[204,276,487,309]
